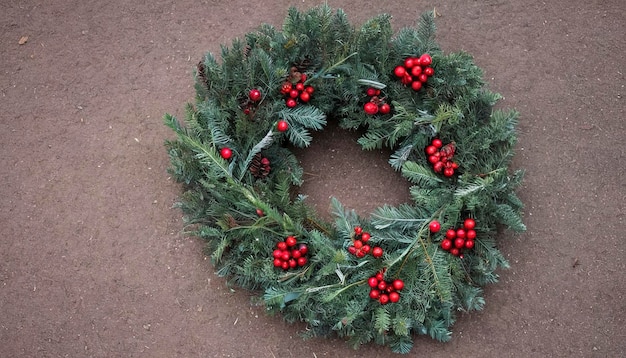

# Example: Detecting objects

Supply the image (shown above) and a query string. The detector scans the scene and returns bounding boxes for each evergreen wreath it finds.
[164,5,525,354]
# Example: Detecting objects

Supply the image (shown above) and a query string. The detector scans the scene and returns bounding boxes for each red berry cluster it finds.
[243,88,262,115]
[272,236,309,270]
[393,54,435,92]
[368,271,404,305]
[425,138,459,177]
[440,218,477,258]
[348,226,383,258]
[280,67,314,108]
[363,87,391,115]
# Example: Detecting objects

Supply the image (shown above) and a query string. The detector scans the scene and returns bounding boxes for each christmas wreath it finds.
[164,5,524,354]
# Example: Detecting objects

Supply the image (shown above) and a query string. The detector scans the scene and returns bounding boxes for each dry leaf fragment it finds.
[19,36,29,45]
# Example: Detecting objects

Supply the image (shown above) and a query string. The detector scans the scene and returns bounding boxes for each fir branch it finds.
[286,125,313,148]
[389,336,414,354]
[373,307,391,335]
[238,130,274,181]
[495,203,527,232]
[401,161,443,187]
[370,204,427,230]
[389,144,413,171]
[278,106,327,130]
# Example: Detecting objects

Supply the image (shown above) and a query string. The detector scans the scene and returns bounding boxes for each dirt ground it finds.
[1,0,624,357]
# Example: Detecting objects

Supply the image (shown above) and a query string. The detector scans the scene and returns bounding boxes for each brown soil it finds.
[1,0,624,357]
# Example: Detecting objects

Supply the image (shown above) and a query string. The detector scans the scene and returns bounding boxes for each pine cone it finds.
[249,153,271,179]
[249,153,262,177]
[243,44,252,58]
[440,141,456,158]
[196,61,208,89]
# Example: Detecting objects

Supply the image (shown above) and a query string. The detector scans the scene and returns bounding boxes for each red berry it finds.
[432,139,443,148]
[297,257,307,266]
[256,208,265,217]
[362,245,371,253]
[364,102,379,115]
[299,73,307,82]
[411,81,422,91]
[446,229,456,240]
[273,258,282,267]
[464,218,476,230]
[361,232,371,242]
[305,86,315,94]
[353,239,363,249]
[394,65,406,78]
[411,65,422,77]
[424,67,434,76]
[295,82,305,91]
[277,241,287,251]
[249,89,262,102]
[243,108,251,115]
[466,229,477,240]
[456,229,466,240]
[454,237,465,249]
[289,89,299,99]
[276,120,289,132]
[451,162,459,169]
[354,226,363,235]
[281,251,290,262]
[402,74,413,85]
[375,272,384,281]
[429,220,441,233]
[286,98,297,108]
[372,247,383,258]
[285,236,297,247]
[465,240,475,249]
[288,259,297,269]
[389,292,400,303]
[418,73,429,83]
[392,279,404,291]
[299,91,311,103]
[348,246,357,255]
[368,277,379,288]
[433,161,444,173]
[272,249,282,259]
[298,244,308,255]
[404,57,416,68]
[379,103,391,114]
[379,294,389,305]
[419,54,432,66]
[441,239,452,251]
[280,82,292,94]
[366,87,378,97]
[450,248,460,256]
[369,289,381,300]
[291,249,301,259]
[281,261,289,270]
[220,147,233,160]
[425,145,438,155]
[428,155,440,164]
[443,167,455,177]
[356,250,366,258]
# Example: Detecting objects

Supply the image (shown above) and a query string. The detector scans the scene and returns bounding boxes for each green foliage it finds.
[164,4,524,354]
